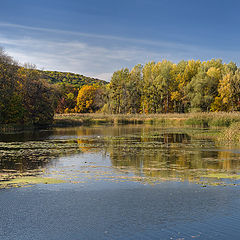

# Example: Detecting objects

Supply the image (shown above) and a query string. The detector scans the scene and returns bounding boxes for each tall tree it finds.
[0,49,55,125]
[75,85,103,113]
[108,68,130,114]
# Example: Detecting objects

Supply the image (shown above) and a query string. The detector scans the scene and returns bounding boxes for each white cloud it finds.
[0,22,239,81]
[0,34,166,80]
[93,72,113,81]
[0,22,194,49]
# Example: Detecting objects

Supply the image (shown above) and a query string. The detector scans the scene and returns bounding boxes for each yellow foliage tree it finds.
[211,71,240,111]
[207,67,221,79]
[75,85,99,113]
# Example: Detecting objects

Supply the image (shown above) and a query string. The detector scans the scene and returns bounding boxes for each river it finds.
[0,125,240,239]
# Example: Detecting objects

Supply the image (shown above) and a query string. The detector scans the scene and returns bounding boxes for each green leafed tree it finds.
[0,49,55,126]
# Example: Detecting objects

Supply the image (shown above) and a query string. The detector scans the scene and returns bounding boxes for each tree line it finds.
[106,59,240,113]
[1,48,240,126]
[55,59,240,115]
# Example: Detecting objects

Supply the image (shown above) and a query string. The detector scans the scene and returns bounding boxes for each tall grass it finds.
[184,112,240,127]
[218,122,240,143]
[54,112,240,127]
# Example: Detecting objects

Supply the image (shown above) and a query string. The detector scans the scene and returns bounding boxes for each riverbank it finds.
[54,112,240,127]
[1,112,240,143]
[1,112,240,130]
[54,112,240,144]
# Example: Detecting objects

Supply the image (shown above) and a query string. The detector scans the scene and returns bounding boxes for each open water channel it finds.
[0,125,240,239]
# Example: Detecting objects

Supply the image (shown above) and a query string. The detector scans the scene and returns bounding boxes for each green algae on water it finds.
[0,176,66,189]
[202,173,240,180]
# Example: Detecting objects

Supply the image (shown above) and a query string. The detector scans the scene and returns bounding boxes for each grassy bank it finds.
[54,112,240,144]
[54,112,240,127]
[2,112,240,143]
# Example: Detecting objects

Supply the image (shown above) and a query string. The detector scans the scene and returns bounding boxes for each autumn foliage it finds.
[1,47,240,127]
[107,59,240,113]
[0,49,55,125]
[75,85,103,113]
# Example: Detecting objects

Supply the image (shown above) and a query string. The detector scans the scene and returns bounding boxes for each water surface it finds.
[0,125,240,239]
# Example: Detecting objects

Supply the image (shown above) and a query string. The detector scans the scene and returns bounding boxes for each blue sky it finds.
[0,0,240,80]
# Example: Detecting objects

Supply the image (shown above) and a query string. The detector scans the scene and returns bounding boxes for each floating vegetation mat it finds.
[0,139,82,171]
[0,139,82,188]
[0,176,66,189]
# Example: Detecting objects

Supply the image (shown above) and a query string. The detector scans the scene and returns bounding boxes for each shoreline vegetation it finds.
[54,112,240,144]
[1,111,240,127]
[54,112,240,127]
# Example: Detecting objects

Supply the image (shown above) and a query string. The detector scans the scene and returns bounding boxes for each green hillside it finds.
[39,70,108,87]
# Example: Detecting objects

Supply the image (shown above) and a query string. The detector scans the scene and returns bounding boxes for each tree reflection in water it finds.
[1,125,240,185]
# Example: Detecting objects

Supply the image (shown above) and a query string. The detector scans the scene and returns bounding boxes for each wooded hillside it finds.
[39,70,107,87]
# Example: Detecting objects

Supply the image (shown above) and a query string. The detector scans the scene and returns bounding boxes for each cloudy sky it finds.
[1,0,240,81]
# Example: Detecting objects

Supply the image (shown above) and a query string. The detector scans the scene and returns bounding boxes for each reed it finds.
[54,112,240,127]
[218,122,240,143]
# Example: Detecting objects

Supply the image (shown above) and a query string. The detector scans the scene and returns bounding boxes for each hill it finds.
[39,70,108,87]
